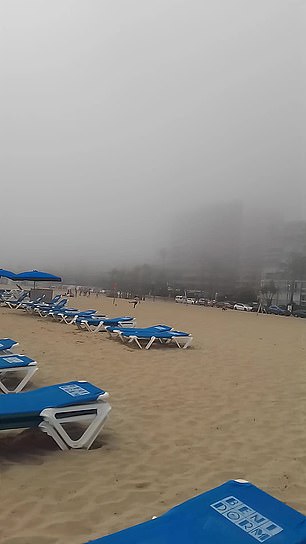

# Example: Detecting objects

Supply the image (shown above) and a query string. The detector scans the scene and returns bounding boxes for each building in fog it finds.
[167,200,243,294]
[166,201,306,302]
[261,221,306,306]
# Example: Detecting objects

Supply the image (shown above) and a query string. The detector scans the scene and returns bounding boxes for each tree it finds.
[260,281,278,307]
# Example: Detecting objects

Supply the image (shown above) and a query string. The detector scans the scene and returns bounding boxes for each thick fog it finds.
[1,0,304,281]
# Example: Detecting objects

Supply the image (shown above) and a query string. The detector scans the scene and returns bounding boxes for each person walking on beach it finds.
[133,295,140,309]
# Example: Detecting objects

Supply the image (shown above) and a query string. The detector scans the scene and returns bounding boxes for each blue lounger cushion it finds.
[0,339,18,352]
[78,316,134,326]
[61,310,97,316]
[0,381,105,418]
[0,355,36,369]
[106,325,173,333]
[86,479,306,543]
[120,329,189,339]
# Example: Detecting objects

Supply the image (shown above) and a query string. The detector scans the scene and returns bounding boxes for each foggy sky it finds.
[1,0,304,276]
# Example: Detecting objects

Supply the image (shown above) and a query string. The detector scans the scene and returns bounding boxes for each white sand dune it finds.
[1,295,306,543]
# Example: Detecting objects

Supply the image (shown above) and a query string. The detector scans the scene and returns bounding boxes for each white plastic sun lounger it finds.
[108,327,193,349]
[5,291,29,309]
[0,381,111,449]
[76,316,135,332]
[57,309,98,324]
[0,354,38,393]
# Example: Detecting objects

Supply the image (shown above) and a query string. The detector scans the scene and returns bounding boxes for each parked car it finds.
[224,301,234,309]
[195,298,207,305]
[268,305,291,316]
[175,295,195,304]
[292,308,306,318]
[233,303,253,312]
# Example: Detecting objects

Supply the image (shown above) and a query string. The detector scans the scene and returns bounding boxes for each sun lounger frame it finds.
[0,359,38,393]
[117,331,193,349]
[39,393,111,450]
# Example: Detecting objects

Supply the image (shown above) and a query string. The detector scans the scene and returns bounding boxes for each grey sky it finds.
[1,0,304,274]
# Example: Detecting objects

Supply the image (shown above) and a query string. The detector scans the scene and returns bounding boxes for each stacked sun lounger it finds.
[50,308,98,324]
[85,479,306,543]
[2,291,29,309]
[105,324,193,349]
[76,315,136,332]
[0,337,111,449]
[0,380,111,449]
[0,337,38,393]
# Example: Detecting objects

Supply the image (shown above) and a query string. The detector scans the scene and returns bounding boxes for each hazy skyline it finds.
[1,0,305,276]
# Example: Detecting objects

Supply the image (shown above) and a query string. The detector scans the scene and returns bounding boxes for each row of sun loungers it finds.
[0,336,111,450]
[4,293,193,348]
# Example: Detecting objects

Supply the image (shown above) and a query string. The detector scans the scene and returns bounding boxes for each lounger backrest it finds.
[50,294,61,304]
[15,292,28,303]
[85,480,306,543]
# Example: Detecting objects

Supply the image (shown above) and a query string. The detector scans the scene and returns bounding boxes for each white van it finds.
[175,296,184,303]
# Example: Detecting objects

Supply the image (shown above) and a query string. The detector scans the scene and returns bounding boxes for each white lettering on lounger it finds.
[60,384,91,396]
[3,357,23,364]
[210,496,283,541]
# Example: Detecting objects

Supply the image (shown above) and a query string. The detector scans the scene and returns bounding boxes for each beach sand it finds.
[1,295,306,543]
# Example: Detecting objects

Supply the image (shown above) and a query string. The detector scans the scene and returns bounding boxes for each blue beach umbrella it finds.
[0,268,18,280]
[13,270,62,289]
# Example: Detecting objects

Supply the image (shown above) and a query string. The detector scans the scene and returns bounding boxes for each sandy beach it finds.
[1,295,306,543]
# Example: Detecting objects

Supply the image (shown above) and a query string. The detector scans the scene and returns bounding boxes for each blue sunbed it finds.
[35,298,68,316]
[86,479,306,543]
[57,309,97,324]
[24,294,61,311]
[0,380,111,449]
[21,294,46,310]
[5,291,29,309]
[0,354,38,393]
[106,325,172,335]
[108,327,192,349]
[0,338,19,353]
[77,316,135,332]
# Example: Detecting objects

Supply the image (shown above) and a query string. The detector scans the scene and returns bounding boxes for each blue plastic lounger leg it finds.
[39,397,111,450]
[0,365,38,393]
